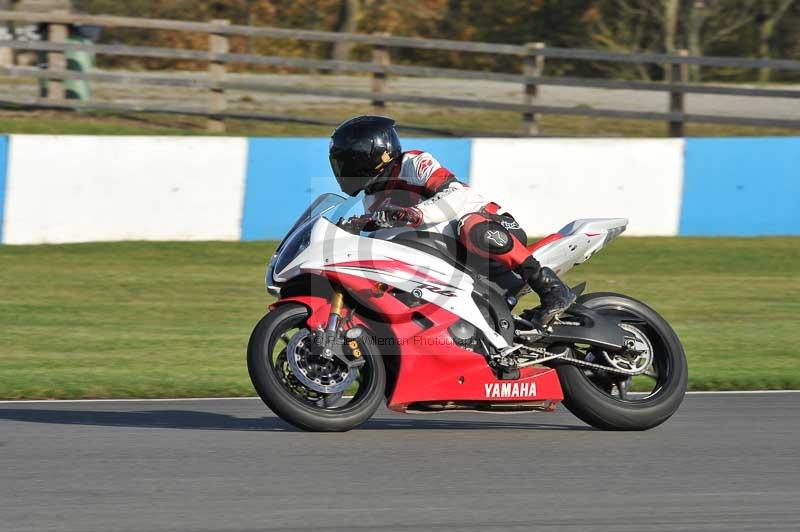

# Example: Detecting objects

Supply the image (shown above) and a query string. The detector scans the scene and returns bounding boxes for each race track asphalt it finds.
[1,392,798,532]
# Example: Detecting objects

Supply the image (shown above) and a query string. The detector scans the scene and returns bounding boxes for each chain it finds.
[565,354,644,376]
[513,345,643,376]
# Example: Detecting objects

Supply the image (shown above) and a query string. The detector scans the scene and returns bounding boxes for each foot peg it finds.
[514,315,547,341]
[525,267,577,327]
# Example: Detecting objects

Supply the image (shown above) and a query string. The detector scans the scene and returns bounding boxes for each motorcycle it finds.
[248,192,687,431]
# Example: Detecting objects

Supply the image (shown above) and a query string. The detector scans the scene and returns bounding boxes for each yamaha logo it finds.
[484,382,537,399]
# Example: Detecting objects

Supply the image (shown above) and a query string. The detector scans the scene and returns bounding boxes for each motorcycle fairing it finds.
[532,218,628,276]
[275,276,564,412]
[388,359,563,413]
[275,218,510,350]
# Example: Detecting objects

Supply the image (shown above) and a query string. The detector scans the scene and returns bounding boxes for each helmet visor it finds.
[329,153,378,196]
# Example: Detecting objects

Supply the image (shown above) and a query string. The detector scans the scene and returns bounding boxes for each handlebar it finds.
[337,215,373,234]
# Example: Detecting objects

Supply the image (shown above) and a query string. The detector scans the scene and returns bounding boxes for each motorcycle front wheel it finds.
[557,292,688,431]
[247,303,385,432]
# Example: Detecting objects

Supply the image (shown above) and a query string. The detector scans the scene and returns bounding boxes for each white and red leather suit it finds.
[364,150,537,275]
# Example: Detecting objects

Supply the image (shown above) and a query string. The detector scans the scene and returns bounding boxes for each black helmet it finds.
[329,115,402,196]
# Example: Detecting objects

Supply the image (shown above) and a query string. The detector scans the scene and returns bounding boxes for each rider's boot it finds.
[523,266,576,329]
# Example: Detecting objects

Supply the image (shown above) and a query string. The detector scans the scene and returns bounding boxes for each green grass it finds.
[1,106,797,137]
[0,238,798,399]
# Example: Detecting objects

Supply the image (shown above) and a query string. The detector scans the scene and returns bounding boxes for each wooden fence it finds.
[0,10,799,136]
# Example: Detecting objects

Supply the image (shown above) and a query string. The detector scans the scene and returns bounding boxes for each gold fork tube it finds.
[329,288,344,316]
[326,287,345,332]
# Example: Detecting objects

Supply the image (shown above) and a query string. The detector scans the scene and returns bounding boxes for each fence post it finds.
[46,11,68,101]
[207,19,229,133]
[371,33,390,109]
[521,42,545,136]
[668,49,688,137]
[0,0,12,67]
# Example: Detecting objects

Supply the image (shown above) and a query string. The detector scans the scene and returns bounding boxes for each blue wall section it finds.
[0,136,8,243]
[241,137,472,240]
[680,137,800,236]
[242,138,334,241]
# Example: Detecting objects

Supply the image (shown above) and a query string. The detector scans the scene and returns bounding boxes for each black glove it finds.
[370,206,423,228]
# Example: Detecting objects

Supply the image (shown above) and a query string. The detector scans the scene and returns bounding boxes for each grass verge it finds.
[0,106,797,137]
[0,238,798,399]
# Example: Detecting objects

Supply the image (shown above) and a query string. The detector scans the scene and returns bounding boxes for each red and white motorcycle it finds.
[248,193,687,431]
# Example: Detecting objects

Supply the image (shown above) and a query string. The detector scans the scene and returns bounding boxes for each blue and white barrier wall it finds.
[0,135,797,243]
[680,137,800,236]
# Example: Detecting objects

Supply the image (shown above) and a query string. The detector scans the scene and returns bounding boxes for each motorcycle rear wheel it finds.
[247,303,385,432]
[557,292,688,431]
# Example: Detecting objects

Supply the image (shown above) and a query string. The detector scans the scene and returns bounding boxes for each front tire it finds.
[557,293,688,431]
[247,303,386,432]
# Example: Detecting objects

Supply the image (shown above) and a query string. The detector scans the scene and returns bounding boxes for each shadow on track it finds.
[0,408,592,432]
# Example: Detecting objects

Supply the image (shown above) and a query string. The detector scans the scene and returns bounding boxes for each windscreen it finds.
[325,191,366,224]
[284,193,348,240]
[267,192,366,290]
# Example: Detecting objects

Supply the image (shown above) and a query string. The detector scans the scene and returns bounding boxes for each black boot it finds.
[524,267,576,328]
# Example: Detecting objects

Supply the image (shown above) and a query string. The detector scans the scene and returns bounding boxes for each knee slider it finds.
[468,221,514,254]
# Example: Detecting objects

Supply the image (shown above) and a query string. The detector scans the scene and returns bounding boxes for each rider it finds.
[328,115,575,327]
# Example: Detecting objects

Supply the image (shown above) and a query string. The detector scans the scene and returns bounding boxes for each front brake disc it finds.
[286,330,358,394]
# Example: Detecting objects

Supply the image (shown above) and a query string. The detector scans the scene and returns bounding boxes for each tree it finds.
[663,0,680,53]
[686,0,759,80]
[755,0,797,81]
[582,0,664,80]
[331,0,359,60]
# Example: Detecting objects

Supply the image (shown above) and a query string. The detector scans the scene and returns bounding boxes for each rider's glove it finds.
[371,206,423,228]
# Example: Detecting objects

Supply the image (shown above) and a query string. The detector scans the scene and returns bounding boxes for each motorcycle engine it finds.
[448,320,479,351]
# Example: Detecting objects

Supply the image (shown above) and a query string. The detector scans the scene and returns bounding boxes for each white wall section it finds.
[469,139,685,236]
[3,136,248,244]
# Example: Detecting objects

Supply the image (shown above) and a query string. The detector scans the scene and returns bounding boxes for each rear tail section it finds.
[531,218,628,276]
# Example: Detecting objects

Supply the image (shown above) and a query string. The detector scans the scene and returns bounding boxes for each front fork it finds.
[321,286,364,364]
[325,286,345,335]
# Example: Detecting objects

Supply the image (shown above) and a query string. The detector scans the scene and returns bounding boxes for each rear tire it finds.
[557,293,688,431]
[247,303,385,432]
